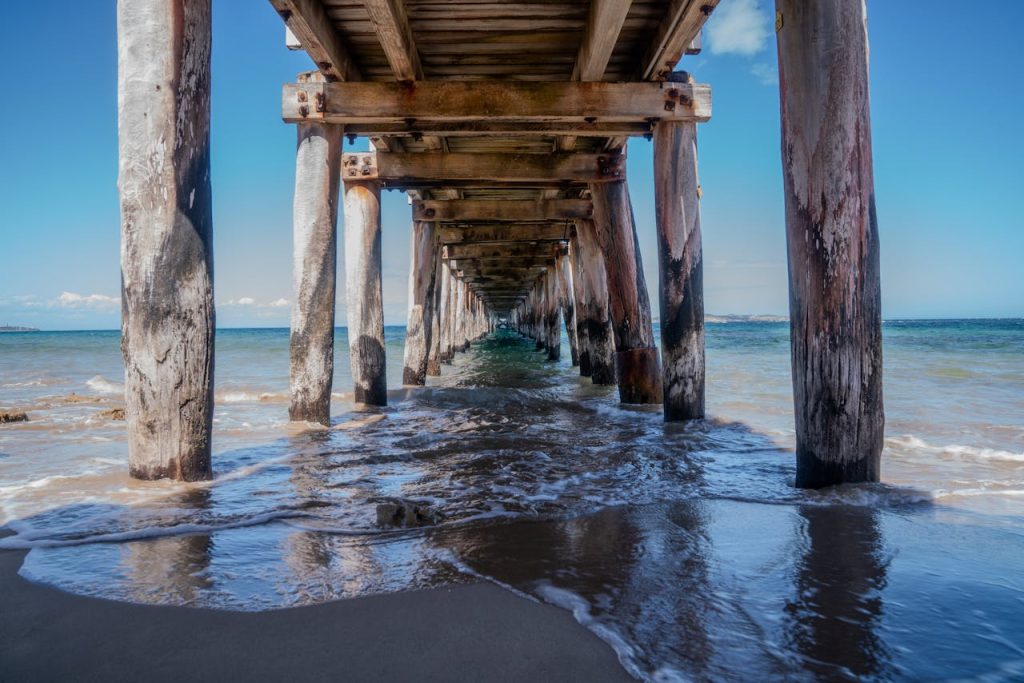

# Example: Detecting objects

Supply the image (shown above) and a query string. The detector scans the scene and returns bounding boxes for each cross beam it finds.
[438,225,570,244]
[444,243,566,259]
[284,81,712,127]
[415,199,592,222]
[342,151,623,185]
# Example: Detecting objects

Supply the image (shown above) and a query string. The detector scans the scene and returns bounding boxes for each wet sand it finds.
[0,531,631,682]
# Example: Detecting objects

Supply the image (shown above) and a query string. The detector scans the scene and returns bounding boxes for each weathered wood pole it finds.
[343,179,387,406]
[440,266,455,363]
[574,219,616,384]
[653,117,705,421]
[544,266,562,361]
[556,250,580,366]
[590,181,662,403]
[569,236,592,376]
[776,0,884,487]
[118,0,214,481]
[426,246,445,375]
[289,122,341,424]
[402,220,437,385]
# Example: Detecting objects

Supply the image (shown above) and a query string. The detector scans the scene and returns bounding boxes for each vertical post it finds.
[545,266,561,361]
[776,0,884,487]
[574,219,616,384]
[569,235,592,376]
[118,0,214,481]
[654,116,705,421]
[343,179,387,406]
[556,249,579,366]
[590,181,662,403]
[426,245,444,376]
[402,220,437,385]
[289,122,341,424]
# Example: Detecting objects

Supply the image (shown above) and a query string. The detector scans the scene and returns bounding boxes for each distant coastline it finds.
[0,325,39,333]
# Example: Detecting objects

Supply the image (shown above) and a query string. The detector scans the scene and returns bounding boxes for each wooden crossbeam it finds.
[573,1,633,82]
[270,0,361,82]
[639,0,719,81]
[342,151,624,185]
[284,81,712,125]
[438,225,570,244]
[340,122,653,138]
[415,199,592,222]
[444,243,564,259]
[450,257,557,269]
[363,0,422,81]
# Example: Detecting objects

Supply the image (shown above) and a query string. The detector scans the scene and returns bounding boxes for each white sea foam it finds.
[888,435,1024,463]
[86,375,123,396]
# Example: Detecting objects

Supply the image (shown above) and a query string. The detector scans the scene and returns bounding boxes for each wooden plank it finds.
[438,224,570,244]
[415,198,592,222]
[342,151,625,184]
[445,243,562,259]
[283,81,712,124]
[639,0,719,81]
[269,0,361,82]
[573,0,633,81]
[362,0,422,81]
[341,122,653,138]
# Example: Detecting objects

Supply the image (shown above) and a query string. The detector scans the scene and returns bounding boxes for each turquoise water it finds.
[1,321,1023,680]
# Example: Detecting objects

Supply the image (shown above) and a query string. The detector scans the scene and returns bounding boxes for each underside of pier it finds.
[117,0,883,489]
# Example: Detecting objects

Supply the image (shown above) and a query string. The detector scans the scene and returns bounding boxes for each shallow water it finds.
[1,321,1023,680]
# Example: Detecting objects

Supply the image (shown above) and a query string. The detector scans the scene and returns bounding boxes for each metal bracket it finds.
[342,153,379,180]
[597,155,624,179]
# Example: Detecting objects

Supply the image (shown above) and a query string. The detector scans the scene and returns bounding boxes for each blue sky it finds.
[1,1,1021,330]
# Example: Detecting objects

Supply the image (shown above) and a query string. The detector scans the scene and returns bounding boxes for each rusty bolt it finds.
[425,208,436,218]
[363,156,371,165]
[347,133,356,145]
[315,92,325,113]
[664,101,676,112]
[667,89,679,99]
[299,104,309,117]
[361,167,372,176]
[584,116,597,124]
[700,4,713,15]
[297,90,307,103]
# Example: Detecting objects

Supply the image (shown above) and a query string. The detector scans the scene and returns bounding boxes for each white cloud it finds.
[267,298,289,308]
[707,0,770,56]
[751,62,778,86]
[57,292,119,309]
[226,297,257,306]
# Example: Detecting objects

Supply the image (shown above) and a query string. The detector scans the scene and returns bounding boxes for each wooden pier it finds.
[116,0,883,489]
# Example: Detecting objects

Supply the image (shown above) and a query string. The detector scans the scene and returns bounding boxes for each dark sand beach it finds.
[0,531,630,682]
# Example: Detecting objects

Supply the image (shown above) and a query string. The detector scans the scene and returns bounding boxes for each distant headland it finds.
[0,325,39,332]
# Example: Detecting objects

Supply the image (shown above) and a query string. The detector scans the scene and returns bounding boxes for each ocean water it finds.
[1,321,1023,681]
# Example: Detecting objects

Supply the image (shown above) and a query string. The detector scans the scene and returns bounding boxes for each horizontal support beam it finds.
[340,121,654,138]
[444,242,565,259]
[416,198,592,222]
[284,81,712,126]
[439,224,570,244]
[451,257,556,269]
[270,0,361,82]
[342,151,623,184]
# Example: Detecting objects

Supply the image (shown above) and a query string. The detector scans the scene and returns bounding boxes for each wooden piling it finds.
[569,236,592,376]
[574,219,616,384]
[590,181,662,403]
[776,0,884,487]
[556,251,579,366]
[343,179,387,406]
[289,122,342,424]
[426,245,444,376]
[402,220,437,385]
[117,0,214,481]
[653,117,705,421]
[544,266,562,361]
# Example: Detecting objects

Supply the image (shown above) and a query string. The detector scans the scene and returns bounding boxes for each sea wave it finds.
[86,375,123,396]
[888,435,1024,463]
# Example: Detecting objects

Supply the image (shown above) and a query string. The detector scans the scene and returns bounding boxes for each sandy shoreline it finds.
[0,531,632,682]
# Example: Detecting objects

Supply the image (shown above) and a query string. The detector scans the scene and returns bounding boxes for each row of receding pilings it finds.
[116,0,883,490]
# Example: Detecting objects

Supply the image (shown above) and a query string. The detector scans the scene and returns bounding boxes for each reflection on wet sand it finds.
[785,505,893,680]
[122,489,213,606]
